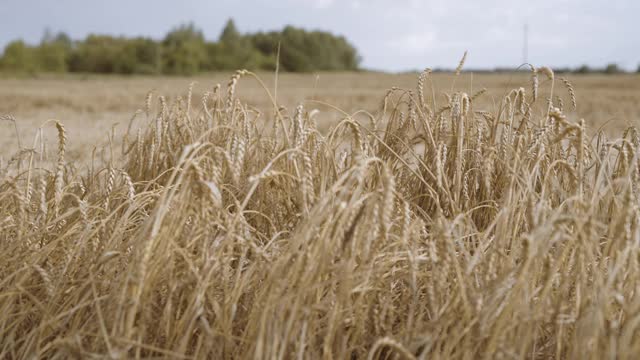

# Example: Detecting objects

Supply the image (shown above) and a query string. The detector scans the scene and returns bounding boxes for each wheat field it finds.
[2,66,640,359]
[2,71,639,161]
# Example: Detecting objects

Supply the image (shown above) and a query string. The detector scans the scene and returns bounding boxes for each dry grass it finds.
[2,66,640,359]
[1,71,639,161]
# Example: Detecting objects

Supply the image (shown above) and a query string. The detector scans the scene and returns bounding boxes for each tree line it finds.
[0,19,362,75]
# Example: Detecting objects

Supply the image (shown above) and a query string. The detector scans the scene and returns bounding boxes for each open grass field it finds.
[3,68,640,358]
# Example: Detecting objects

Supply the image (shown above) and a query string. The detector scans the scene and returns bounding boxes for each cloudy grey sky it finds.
[1,0,638,71]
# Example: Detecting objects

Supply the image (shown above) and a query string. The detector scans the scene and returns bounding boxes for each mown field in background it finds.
[2,72,639,162]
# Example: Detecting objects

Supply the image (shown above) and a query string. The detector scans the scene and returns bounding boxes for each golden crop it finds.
[1,65,640,359]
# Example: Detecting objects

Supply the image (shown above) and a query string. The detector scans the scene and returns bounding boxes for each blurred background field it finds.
[2,71,639,162]
[2,10,638,166]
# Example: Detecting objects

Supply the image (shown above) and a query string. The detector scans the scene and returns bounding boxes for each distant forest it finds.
[0,19,362,75]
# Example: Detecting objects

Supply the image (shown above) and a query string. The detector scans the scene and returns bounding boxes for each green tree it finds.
[604,63,621,74]
[162,24,207,75]
[2,20,361,75]
[132,38,161,74]
[37,31,72,72]
[52,32,73,52]
[0,40,37,72]
[114,38,160,74]
[248,26,360,72]
[575,65,591,74]
[70,35,117,72]
[67,35,160,75]
[219,19,241,44]
[207,18,271,71]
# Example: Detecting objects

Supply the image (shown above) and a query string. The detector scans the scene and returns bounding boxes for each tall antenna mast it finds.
[523,23,529,64]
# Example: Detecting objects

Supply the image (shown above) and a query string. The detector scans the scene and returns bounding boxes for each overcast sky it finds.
[1,0,638,72]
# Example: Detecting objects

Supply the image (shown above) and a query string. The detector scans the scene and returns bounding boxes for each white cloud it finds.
[312,0,335,8]
[293,0,336,9]
[389,31,437,53]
